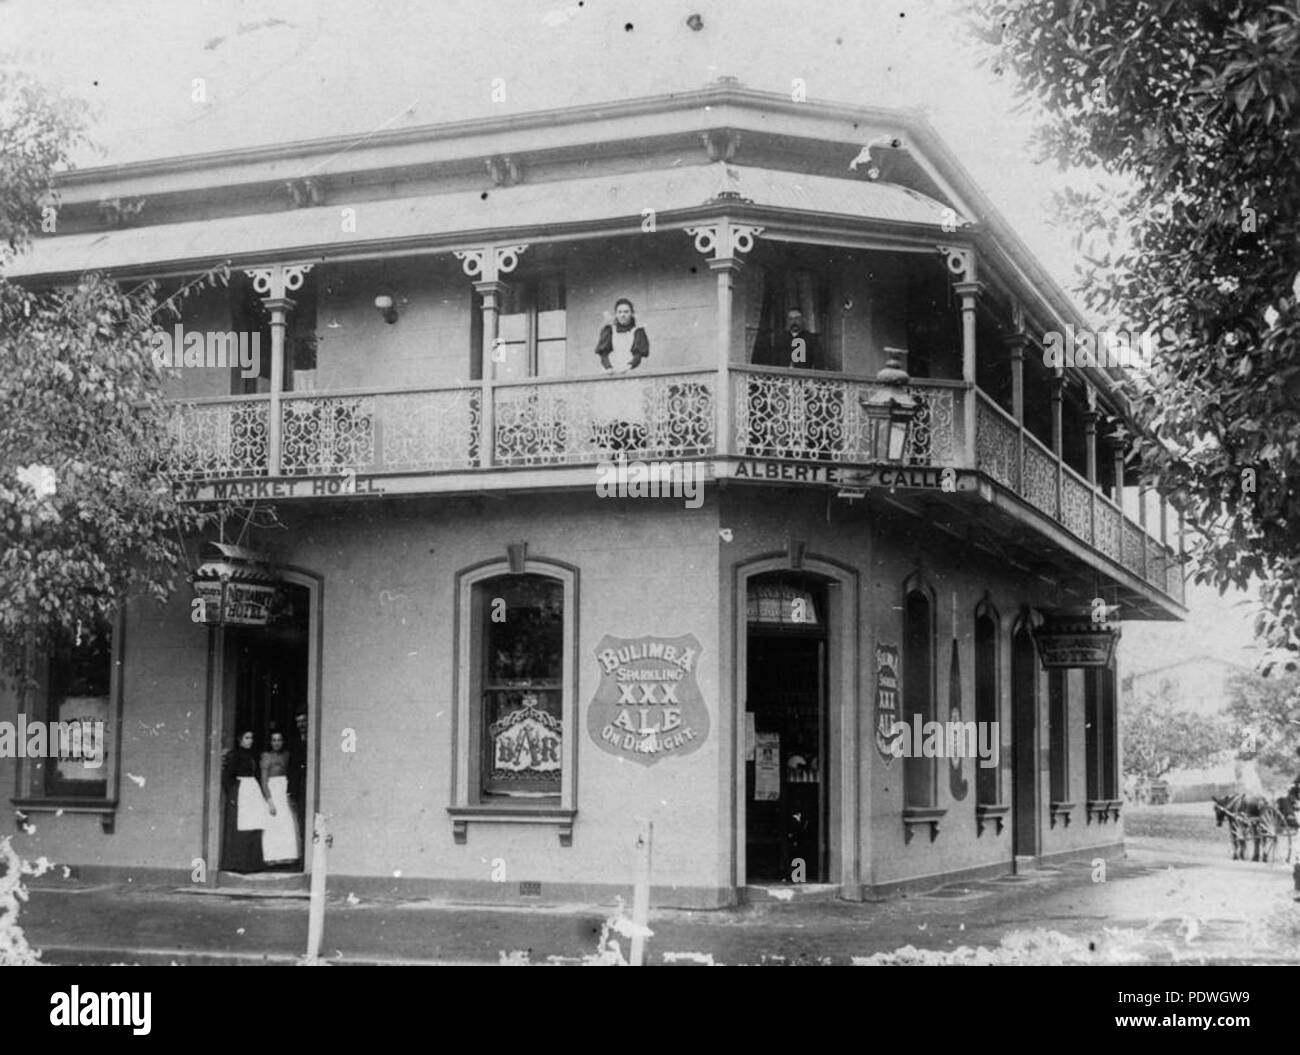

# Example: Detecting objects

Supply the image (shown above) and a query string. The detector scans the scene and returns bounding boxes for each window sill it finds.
[13,798,118,834]
[975,803,1009,836]
[1085,799,1122,825]
[902,806,946,844]
[447,805,576,846]
[1050,801,1077,829]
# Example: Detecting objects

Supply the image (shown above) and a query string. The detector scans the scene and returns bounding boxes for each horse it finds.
[1213,793,1298,863]
[1212,793,1268,861]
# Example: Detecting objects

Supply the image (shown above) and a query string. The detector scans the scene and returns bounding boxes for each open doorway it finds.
[218,581,311,875]
[745,574,829,885]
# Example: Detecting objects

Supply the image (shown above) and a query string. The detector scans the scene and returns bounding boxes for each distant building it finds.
[1126,657,1252,717]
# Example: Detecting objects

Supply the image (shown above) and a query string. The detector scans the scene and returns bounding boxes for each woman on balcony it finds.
[593,298,649,451]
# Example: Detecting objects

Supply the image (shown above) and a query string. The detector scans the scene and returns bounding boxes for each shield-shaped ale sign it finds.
[589,634,709,765]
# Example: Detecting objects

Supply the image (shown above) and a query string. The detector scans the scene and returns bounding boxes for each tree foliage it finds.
[0,70,231,670]
[1120,677,1233,781]
[1224,667,1300,772]
[965,1,1300,670]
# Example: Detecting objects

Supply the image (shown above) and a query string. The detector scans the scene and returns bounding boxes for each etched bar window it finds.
[478,574,564,797]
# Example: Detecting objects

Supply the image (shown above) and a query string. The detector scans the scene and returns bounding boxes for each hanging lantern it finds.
[190,542,283,626]
[1031,607,1121,668]
[860,351,918,463]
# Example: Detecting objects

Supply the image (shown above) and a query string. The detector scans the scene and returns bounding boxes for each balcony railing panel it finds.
[1167,558,1185,604]
[733,369,956,465]
[168,396,269,478]
[974,394,1020,492]
[282,395,377,475]
[1060,467,1093,543]
[1146,539,1165,594]
[493,370,715,466]
[1095,498,1122,565]
[1122,522,1145,577]
[1022,437,1058,518]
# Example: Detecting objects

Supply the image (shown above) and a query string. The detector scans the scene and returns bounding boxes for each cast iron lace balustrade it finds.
[493,370,715,466]
[167,397,270,478]
[731,369,955,465]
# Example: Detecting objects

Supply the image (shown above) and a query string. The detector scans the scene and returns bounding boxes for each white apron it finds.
[236,776,270,831]
[599,328,646,431]
[261,775,300,863]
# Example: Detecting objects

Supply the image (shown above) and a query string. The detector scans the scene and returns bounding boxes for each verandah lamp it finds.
[860,349,918,463]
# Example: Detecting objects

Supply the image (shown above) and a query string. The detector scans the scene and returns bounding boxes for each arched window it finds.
[451,557,577,844]
[903,583,935,808]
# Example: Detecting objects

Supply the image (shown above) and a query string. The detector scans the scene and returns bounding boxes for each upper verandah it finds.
[9,83,1135,406]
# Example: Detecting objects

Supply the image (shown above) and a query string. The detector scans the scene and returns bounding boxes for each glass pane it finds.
[493,341,529,381]
[498,313,528,342]
[46,623,113,798]
[480,575,564,795]
[536,309,566,340]
[537,338,566,378]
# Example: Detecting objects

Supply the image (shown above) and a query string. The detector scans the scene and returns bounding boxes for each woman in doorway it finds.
[260,730,300,867]
[221,730,266,873]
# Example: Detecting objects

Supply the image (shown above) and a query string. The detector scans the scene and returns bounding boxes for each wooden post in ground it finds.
[306,813,329,963]
[630,820,653,966]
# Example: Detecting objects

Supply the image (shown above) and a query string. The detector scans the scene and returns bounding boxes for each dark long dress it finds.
[221,747,265,873]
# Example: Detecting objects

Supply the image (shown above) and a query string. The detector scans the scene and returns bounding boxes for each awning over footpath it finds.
[9,163,964,279]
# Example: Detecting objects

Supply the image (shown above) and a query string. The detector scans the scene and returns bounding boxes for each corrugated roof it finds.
[8,164,962,279]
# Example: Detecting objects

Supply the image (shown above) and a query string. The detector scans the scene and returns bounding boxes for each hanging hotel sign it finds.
[1031,609,1121,668]
[874,643,901,763]
[588,634,708,765]
[190,541,283,627]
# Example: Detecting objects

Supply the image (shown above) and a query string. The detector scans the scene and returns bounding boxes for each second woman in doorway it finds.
[260,731,301,867]
[222,730,266,873]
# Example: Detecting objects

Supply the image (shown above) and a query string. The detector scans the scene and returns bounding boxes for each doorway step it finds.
[212,870,309,896]
[742,883,841,904]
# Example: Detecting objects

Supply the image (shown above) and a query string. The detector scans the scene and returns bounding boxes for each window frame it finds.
[900,573,943,835]
[448,556,578,845]
[11,609,125,833]
[491,274,567,381]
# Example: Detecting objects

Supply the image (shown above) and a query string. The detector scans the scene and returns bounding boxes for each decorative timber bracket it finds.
[244,263,315,300]
[453,244,529,283]
[936,244,978,285]
[684,222,763,263]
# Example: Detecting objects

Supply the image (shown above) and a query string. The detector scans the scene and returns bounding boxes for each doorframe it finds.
[732,555,859,899]
[203,566,322,883]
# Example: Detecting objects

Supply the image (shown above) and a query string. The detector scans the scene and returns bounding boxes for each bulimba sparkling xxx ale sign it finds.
[588,634,709,765]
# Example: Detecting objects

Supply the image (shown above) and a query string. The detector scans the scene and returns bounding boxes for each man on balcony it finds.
[755,309,826,371]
